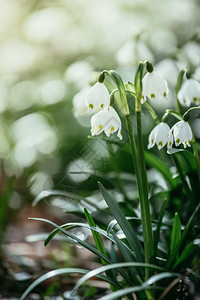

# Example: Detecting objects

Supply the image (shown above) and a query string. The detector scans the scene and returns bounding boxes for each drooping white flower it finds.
[142,71,169,104]
[85,82,110,113]
[91,106,122,140]
[169,120,193,148]
[177,79,200,107]
[72,86,91,117]
[148,122,171,150]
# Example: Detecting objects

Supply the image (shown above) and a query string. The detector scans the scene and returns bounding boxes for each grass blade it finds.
[169,212,181,254]
[71,262,165,297]
[111,231,142,284]
[99,272,179,300]
[173,243,199,269]
[20,268,89,300]
[153,200,166,262]
[167,202,200,268]
[84,208,108,263]
[98,182,144,262]
[29,217,112,264]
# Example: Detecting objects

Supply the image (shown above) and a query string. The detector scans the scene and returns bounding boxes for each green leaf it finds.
[167,202,200,268]
[71,262,165,298]
[44,222,114,246]
[173,243,199,269]
[29,218,112,265]
[44,221,137,261]
[84,208,121,293]
[98,272,179,300]
[170,212,181,254]
[111,231,141,284]
[84,208,108,263]
[167,148,196,172]
[144,151,174,187]
[107,216,141,234]
[153,200,166,261]
[20,267,117,300]
[20,268,89,300]
[98,182,144,262]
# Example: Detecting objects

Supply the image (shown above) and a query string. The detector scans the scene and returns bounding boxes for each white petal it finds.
[142,71,169,102]
[177,79,200,107]
[148,122,170,150]
[85,82,110,113]
[167,129,173,149]
[171,120,193,148]
[90,106,122,140]
[72,86,91,117]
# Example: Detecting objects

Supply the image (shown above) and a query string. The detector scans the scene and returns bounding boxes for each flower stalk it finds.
[175,68,187,113]
[100,66,154,286]
[134,62,154,281]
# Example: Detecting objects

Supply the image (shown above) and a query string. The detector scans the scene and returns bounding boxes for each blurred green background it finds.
[0,0,200,297]
[1,0,200,200]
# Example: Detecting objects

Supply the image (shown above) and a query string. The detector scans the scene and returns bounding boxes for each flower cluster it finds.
[73,82,122,140]
[73,66,199,148]
[148,120,193,150]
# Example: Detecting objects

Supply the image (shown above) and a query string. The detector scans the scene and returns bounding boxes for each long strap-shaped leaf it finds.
[44,222,138,261]
[71,262,165,297]
[166,202,200,268]
[20,267,117,300]
[29,217,112,264]
[99,272,179,300]
[99,182,144,262]
[111,231,142,283]
[20,268,87,300]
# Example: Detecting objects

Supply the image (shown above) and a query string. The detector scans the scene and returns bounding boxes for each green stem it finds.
[144,102,159,125]
[100,69,154,289]
[134,61,154,283]
[136,111,153,256]
[126,114,153,282]
[175,68,187,114]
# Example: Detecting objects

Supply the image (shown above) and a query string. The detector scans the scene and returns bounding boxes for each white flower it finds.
[177,79,200,107]
[169,120,193,148]
[85,82,110,113]
[142,71,169,104]
[72,86,91,117]
[148,122,171,150]
[91,106,122,140]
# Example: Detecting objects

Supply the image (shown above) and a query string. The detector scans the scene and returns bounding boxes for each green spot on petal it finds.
[89,104,94,109]
[151,93,155,98]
